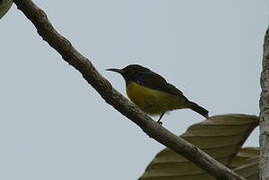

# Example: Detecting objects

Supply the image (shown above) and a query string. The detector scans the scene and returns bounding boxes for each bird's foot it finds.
[156,112,165,125]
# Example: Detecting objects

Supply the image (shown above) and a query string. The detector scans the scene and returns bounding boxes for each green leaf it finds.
[138,114,259,180]
[0,0,12,20]
[232,147,259,180]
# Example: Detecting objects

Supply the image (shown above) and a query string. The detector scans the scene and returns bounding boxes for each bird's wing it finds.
[135,71,184,97]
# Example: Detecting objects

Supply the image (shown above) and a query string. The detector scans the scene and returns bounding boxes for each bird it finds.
[107,64,208,124]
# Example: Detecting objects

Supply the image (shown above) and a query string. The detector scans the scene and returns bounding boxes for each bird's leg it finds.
[157,112,166,125]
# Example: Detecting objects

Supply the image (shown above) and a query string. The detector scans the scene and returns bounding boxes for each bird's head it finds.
[107,64,150,82]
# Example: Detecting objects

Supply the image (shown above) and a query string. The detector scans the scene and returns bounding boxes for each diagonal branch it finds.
[13,0,245,180]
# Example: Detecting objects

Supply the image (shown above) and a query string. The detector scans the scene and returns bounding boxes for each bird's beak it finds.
[106,68,123,74]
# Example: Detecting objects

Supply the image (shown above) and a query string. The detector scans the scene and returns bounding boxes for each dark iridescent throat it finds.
[123,71,152,85]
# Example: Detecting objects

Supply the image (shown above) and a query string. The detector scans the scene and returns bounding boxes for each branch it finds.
[13,1,245,180]
[260,28,269,180]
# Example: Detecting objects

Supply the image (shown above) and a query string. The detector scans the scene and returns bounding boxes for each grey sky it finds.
[0,0,268,179]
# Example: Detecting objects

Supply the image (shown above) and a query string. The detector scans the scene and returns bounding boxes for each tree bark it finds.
[13,0,246,180]
[260,28,269,180]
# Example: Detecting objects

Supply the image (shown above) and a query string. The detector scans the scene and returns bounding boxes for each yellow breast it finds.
[126,82,186,115]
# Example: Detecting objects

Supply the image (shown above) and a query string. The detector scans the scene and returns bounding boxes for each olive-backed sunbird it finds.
[107,64,208,123]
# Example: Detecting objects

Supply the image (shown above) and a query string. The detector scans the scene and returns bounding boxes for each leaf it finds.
[232,147,259,180]
[138,114,259,180]
[0,0,12,20]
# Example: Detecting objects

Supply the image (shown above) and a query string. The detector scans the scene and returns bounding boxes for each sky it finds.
[0,0,268,179]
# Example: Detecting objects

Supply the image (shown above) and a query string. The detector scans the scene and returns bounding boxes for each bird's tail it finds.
[187,101,209,119]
